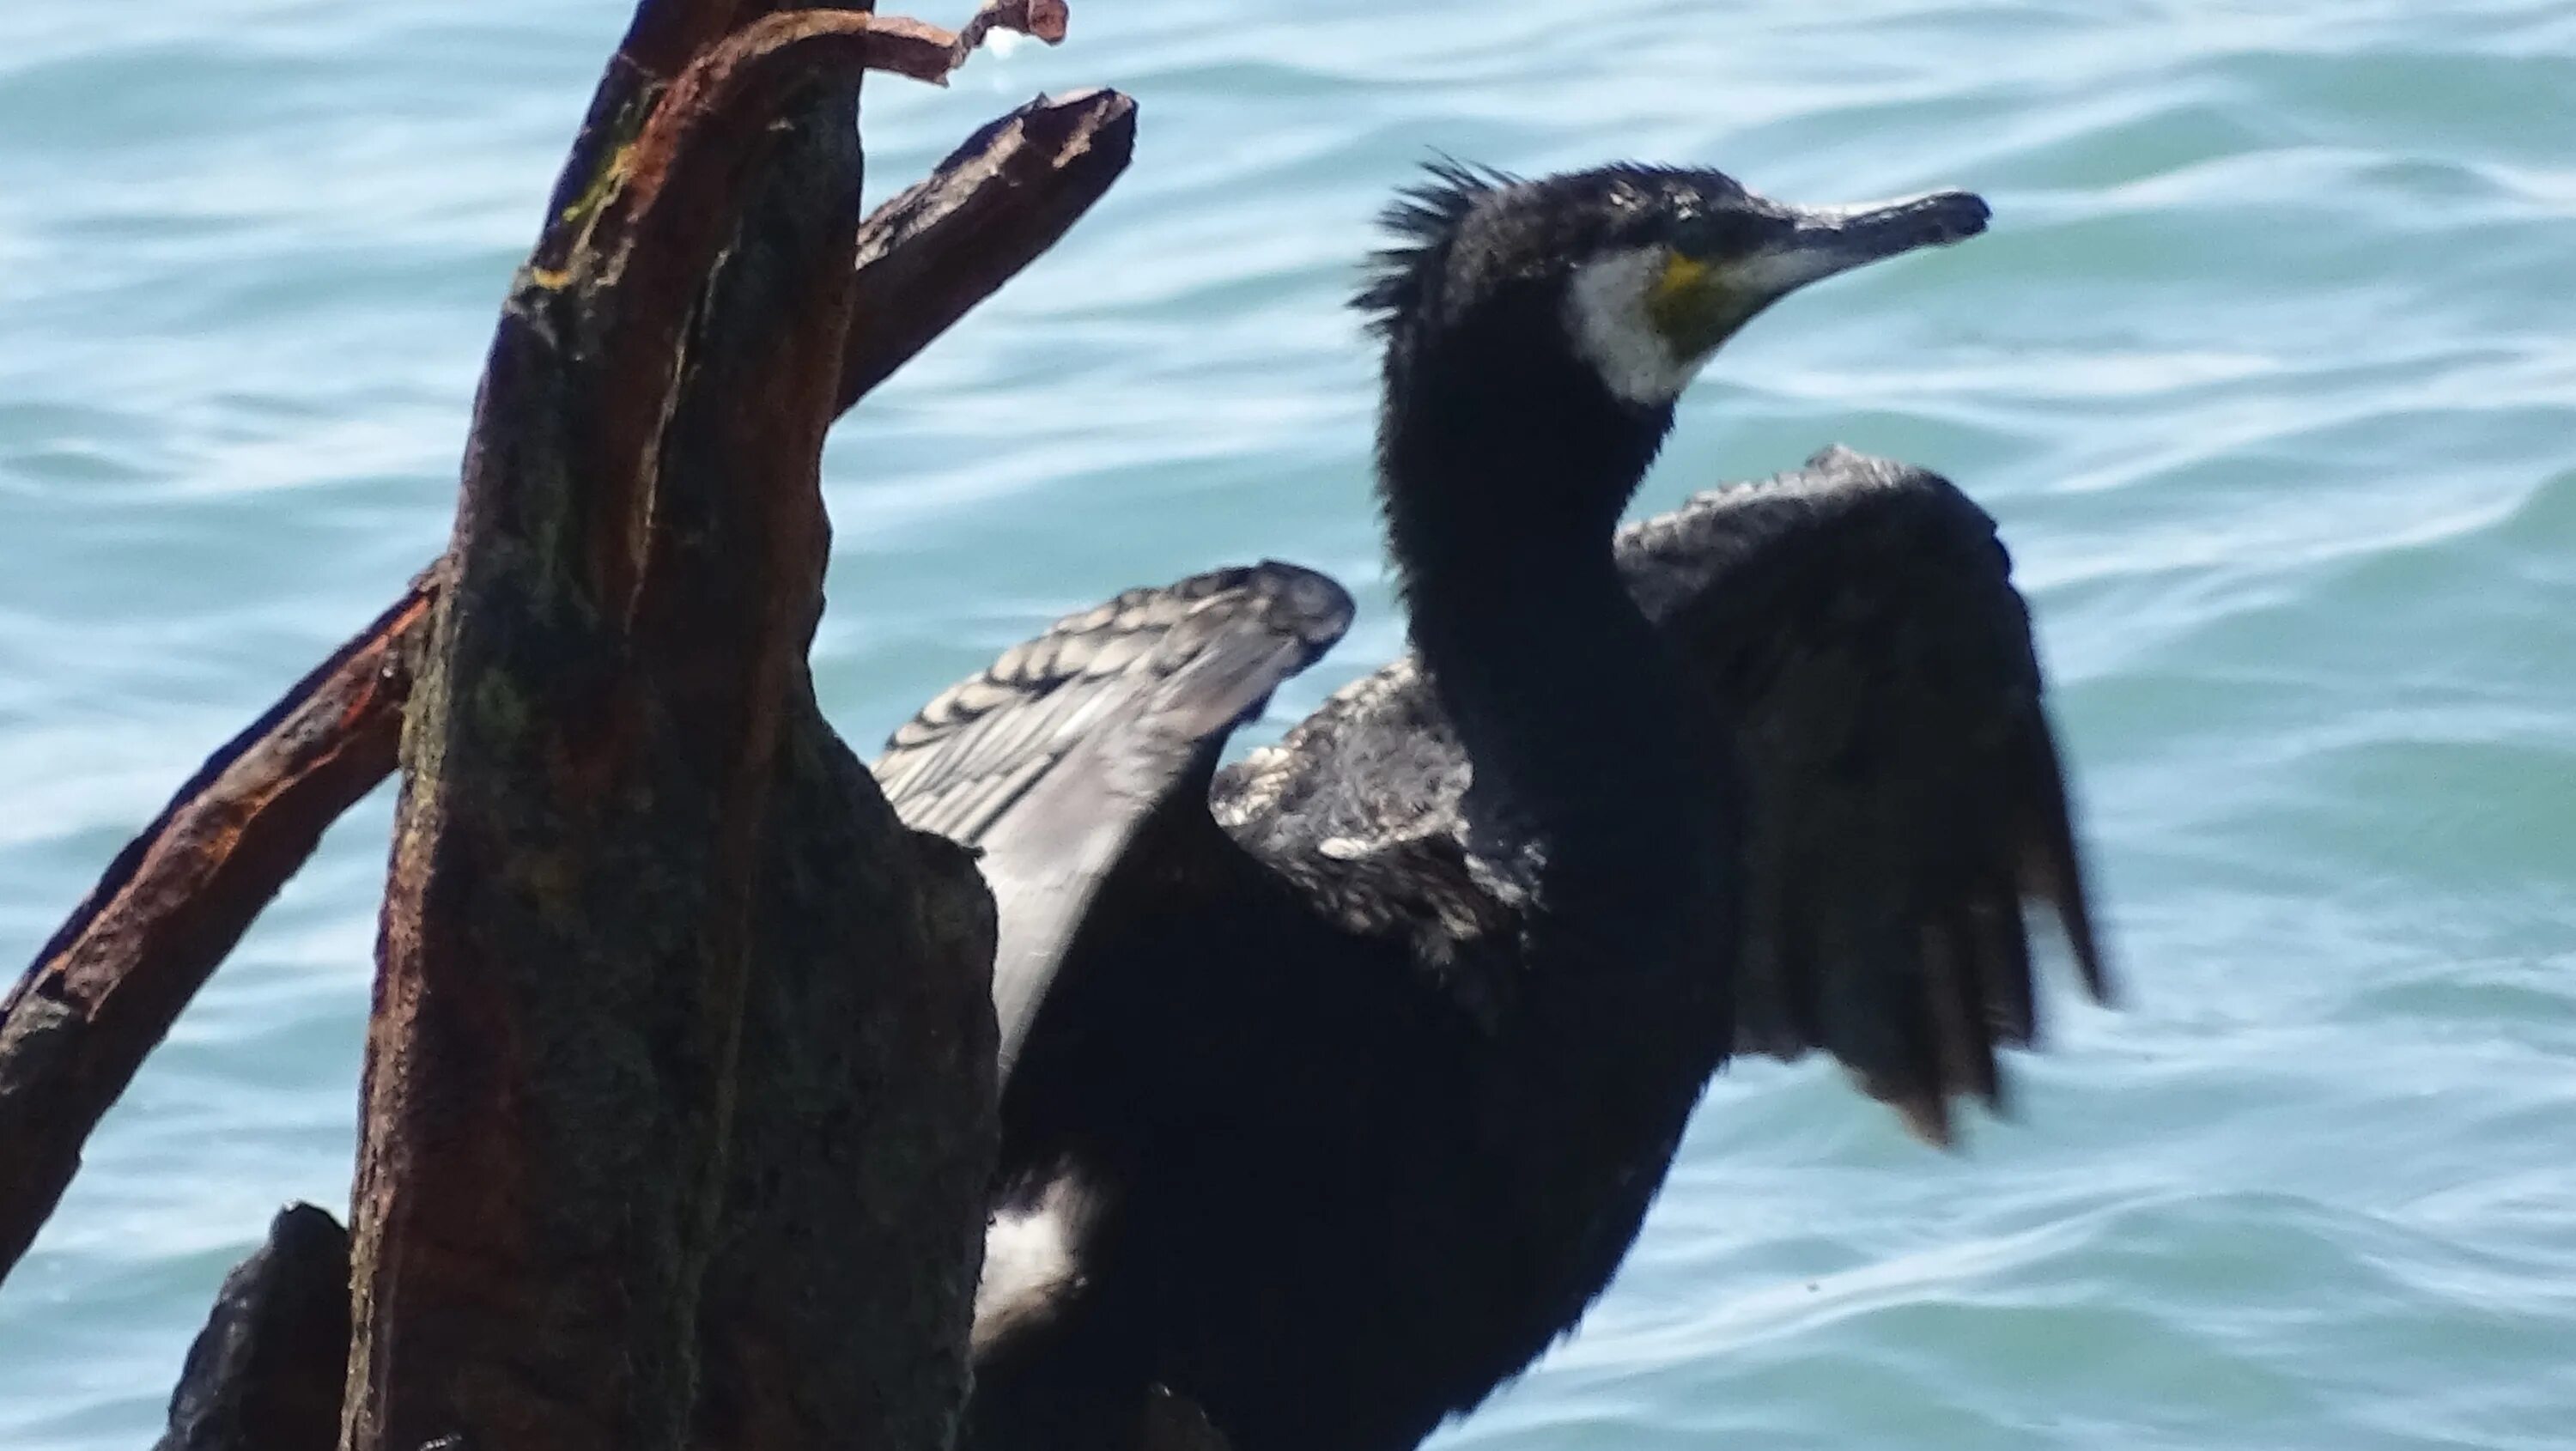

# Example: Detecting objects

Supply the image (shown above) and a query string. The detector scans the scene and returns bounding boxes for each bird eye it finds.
[1669,211,1774,262]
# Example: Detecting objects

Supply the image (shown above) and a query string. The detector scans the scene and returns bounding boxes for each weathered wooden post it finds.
[0,3,1133,1447]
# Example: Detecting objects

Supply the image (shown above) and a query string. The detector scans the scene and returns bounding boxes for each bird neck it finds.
[1377,339,1715,898]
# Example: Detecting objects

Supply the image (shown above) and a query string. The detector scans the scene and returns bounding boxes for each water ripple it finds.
[4,2,2573,1448]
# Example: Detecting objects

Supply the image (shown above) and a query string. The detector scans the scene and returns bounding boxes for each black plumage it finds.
[872,162,2106,1451]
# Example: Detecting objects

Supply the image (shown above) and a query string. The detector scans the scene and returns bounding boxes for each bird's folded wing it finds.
[1621,446,2110,1144]
[874,562,1354,1083]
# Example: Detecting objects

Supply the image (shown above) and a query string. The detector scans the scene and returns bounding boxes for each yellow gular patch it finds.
[1644,251,1738,358]
[1651,252,1711,304]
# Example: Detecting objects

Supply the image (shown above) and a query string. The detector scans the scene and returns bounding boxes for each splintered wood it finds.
[0,4,1133,1451]
[0,82,1130,1301]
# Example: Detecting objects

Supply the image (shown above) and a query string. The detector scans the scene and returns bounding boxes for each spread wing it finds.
[1621,445,2109,1142]
[874,562,1354,1082]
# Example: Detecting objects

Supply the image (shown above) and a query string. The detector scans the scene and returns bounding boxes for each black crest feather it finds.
[1352,157,1522,336]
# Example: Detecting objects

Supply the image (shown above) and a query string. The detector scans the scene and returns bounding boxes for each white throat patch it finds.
[973,1171,1095,1352]
[1563,246,1694,408]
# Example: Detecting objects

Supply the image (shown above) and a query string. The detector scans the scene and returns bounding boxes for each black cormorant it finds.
[872,161,2109,1451]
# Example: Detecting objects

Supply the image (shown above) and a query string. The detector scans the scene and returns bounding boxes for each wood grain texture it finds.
[0,76,1129,1300]
[343,9,1018,1448]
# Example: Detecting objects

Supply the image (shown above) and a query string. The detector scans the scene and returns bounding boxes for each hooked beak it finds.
[1641,186,1990,374]
[1735,190,1991,299]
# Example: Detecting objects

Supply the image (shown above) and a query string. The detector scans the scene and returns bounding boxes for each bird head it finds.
[1358,161,1990,413]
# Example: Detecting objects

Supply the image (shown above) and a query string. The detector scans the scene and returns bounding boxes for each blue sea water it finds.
[3,0,2573,1446]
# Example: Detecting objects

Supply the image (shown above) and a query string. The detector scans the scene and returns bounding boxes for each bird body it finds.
[872,163,2105,1451]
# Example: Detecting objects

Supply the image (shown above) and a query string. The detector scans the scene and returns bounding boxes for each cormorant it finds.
[872,161,2108,1451]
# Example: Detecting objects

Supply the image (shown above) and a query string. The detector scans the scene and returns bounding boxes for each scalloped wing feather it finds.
[876,562,1354,1081]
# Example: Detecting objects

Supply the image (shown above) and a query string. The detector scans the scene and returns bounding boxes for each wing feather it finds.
[1619,444,2109,1142]
[875,562,1354,1082]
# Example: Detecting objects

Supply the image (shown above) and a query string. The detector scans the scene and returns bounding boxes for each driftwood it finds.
[153,1204,353,1451]
[0,1,1138,1447]
[0,77,1132,1296]
[343,7,1033,1445]
[0,584,432,1281]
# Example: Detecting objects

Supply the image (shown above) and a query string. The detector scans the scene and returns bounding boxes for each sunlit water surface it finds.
[3,2,2573,1446]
